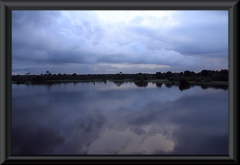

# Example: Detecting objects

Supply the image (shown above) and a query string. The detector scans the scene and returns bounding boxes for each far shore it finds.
[11,79,228,86]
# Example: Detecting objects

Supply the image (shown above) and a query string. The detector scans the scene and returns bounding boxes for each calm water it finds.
[12,81,228,155]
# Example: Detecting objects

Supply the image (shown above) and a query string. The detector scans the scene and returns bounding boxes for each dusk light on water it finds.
[12,10,228,156]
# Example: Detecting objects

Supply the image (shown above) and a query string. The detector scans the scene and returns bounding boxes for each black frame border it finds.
[0,0,239,164]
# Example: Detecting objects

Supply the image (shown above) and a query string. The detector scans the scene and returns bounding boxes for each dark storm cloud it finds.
[12,10,228,74]
[12,11,61,29]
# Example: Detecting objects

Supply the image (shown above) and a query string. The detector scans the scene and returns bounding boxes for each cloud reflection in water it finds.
[12,82,228,155]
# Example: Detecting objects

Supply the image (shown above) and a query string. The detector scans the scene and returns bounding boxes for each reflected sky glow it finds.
[12,82,228,155]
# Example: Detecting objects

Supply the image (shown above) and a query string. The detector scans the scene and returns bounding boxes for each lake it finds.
[12,81,228,155]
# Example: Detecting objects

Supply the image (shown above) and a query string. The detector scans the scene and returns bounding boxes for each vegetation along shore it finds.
[12,69,228,87]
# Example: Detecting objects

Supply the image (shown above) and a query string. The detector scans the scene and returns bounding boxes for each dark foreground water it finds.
[12,81,228,155]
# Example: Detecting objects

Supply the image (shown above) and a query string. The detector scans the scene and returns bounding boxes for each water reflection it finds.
[22,81,229,91]
[179,84,191,91]
[12,82,228,155]
[164,83,173,88]
[198,84,228,90]
[112,81,124,87]
[134,82,148,87]
[156,83,163,88]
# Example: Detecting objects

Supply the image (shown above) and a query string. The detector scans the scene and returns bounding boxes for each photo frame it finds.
[0,0,239,164]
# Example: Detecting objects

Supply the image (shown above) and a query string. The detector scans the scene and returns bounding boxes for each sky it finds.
[12,10,228,75]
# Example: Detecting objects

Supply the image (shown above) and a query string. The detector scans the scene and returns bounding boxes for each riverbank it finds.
[12,79,228,85]
[112,80,228,85]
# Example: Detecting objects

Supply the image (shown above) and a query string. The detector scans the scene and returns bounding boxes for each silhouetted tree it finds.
[168,76,179,81]
[134,73,147,82]
[201,70,210,77]
[194,77,203,82]
[165,71,173,78]
[204,77,212,82]
[46,71,51,76]
[156,72,163,79]
[219,69,228,76]
[184,70,191,77]
[179,72,183,76]
[179,77,189,86]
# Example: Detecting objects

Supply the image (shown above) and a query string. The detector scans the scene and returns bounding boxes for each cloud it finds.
[130,16,145,24]
[12,10,228,74]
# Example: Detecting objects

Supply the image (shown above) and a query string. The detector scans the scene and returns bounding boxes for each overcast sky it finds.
[12,10,228,75]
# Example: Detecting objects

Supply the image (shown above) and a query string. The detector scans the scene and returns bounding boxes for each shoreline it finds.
[12,79,228,86]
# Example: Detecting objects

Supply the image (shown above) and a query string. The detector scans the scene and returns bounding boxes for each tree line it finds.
[12,69,228,84]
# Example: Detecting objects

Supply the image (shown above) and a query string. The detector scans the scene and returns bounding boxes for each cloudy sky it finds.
[12,10,228,75]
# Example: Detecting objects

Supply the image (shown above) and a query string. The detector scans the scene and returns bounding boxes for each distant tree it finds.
[165,71,173,78]
[156,72,163,79]
[72,73,77,76]
[204,77,212,82]
[32,75,44,83]
[46,71,51,75]
[134,74,144,82]
[179,72,183,76]
[184,70,191,77]
[201,70,210,77]
[194,77,203,82]
[207,71,215,77]
[114,73,124,80]
[179,77,189,86]
[168,76,179,81]
[143,74,148,80]
[219,69,228,76]
[211,70,228,81]
[134,73,148,82]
